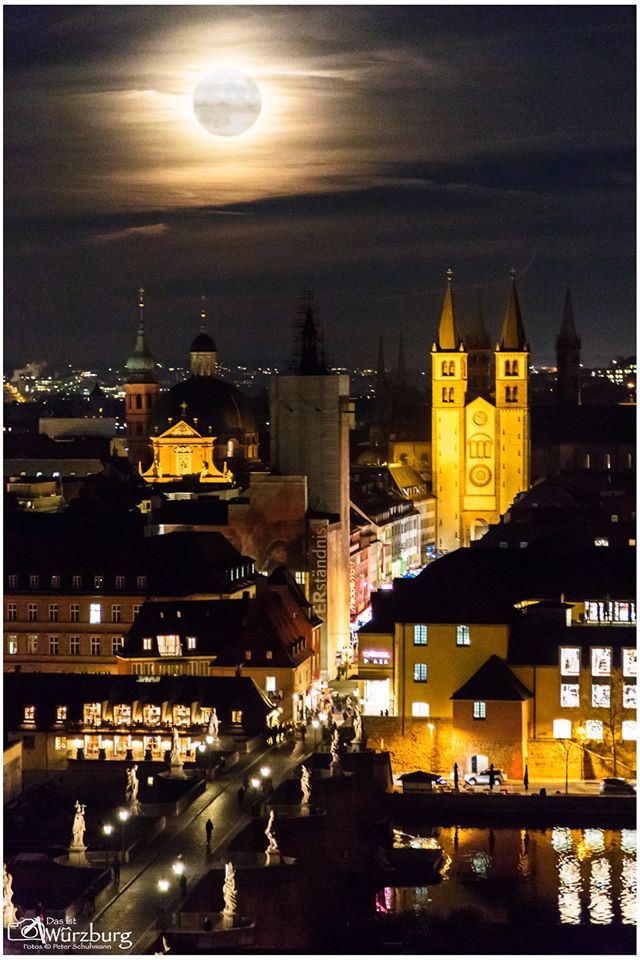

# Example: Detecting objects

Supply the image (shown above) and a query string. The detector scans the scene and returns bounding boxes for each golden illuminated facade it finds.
[140,418,232,484]
[432,270,529,551]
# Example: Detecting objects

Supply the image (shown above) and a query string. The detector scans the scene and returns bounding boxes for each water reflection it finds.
[620,858,637,924]
[558,855,582,924]
[588,859,613,924]
[621,829,637,855]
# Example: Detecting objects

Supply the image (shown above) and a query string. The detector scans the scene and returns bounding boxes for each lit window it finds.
[614,602,632,622]
[621,720,637,741]
[411,702,429,717]
[157,635,181,656]
[51,575,61,589]
[49,604,58,622]
[7,602,17,621]
[413,625,428,646]
[27,636,38,654]
[473,701,486,719]
[29,575,40,589]
[24,705,36,723]
[111,605,122,623]
[594,538,609,547]
[49,637,59,655]
[585,720,603,740]
[294,572,306,586]
[8,637,18,655]
[231,710,243,724]
[559,647,580,676]
[186,636,197,650]
[244,650,252,661]
[55,737,67,751]
[89,603,102,624]
[94,576,104,589]
[413,663,428,682]
[56,705,67,722]
[69,636,80,655]
[592,684,610,708]
[591,647,611,677]
[90,637,101,656]
[28,603,38,622]
[112,636,124,655]
[266,650,273,660]
[623,648,637,677]
[553,719,572,739]
[142,637,153,651]
[623,685,637,709]
[83,702,102,725]
[560,684,580,708]
[265,676,277,693]
[113,704,131,725]
[456,625,470,646]
[143,704,161,725]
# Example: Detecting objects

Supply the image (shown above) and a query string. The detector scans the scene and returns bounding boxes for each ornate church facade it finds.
[432,270,530,552]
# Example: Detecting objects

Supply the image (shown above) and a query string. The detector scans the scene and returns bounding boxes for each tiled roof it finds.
[451,655,533,701]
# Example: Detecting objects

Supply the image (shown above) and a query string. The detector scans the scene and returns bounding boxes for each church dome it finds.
[191,331,216,352]
[125,333,156,383]
[150,376,256,438]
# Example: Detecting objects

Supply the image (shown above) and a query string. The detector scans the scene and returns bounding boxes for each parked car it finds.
[463,769,508,786]
[599,777,636,795]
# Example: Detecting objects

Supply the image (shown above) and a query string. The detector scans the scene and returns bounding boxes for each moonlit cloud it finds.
[88,223,170,244]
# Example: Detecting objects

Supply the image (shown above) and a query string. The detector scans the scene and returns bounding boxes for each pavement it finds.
[73,736,314,954]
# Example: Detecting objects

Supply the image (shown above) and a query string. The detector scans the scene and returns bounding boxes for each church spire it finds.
[190,295,217,376]
[556,286,581,406]
[298,303,326,375]
[558,287,580,344]
[437,268,461,350]
[199,295,207,332]
[125,286,157,383]
[396,331,406,386]
[498,270,528,351]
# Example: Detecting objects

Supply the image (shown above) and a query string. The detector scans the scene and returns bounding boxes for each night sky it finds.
[4,4,636,371]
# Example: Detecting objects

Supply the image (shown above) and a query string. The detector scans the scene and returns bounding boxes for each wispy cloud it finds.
[88,223,170,244]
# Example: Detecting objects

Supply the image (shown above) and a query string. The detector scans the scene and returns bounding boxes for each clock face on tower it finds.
[470,464,492,487]
[472,410,488,426]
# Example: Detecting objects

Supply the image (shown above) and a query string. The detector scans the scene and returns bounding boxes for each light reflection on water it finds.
[380,826,636,927]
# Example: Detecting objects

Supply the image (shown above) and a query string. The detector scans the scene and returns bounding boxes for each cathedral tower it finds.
[556,287,581,407]
[190,296,218,376]
[124,287,158,468]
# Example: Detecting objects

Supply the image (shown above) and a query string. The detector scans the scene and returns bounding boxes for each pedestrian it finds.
[243,774,250,791]
[453,762,459,793]
[523,764,529,793]
[112,858,121,885]
[205,819,214,845]
[301,723,307,743]
[237,785,245,809]
[179,874,187,900]
[489,763,495,791]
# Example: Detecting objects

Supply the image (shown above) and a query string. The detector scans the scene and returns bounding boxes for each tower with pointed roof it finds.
[190,296,218,376]
[431,270,530,551]
[124,287,159,468]
[556,287,581,407]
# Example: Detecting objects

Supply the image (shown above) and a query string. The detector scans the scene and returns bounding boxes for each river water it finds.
[374,826,636,945]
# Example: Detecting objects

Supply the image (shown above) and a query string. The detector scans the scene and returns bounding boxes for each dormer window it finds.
[51,575,61,589]
[29,575,40,589]
[244,650,252,661]
[56,705,67,722]
[24,705,36,723]
[94,576,104,589]
[187,636,197,650]
[266,650,273,660]
[143,637,153,651]
[137,576,147,590]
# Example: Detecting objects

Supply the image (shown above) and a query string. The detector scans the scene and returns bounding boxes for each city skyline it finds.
[4,4,635,370]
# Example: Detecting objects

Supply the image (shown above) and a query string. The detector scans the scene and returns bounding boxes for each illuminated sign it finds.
[559,647,580,676]
[362,649,391,665]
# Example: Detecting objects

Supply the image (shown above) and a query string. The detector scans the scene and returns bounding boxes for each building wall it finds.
[431,349,466,553]
[452,699,529,779]
[363,715,453,778]
[3,739,23,801]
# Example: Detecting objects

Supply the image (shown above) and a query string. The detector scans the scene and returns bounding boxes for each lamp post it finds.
[311,719,320,749]
[206,735,215,780]
[157,878,169,930]
[260,765,272,795]
[102,823,113,869]
[576,725,587,781]
[117,808,129,861]
[172,857,186,923]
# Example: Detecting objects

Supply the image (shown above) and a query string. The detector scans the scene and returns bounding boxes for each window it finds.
[70,603,80,623]
[614,602,633,622]
[157,635,181,656]
[411,702,430,717]
[7,602,17,621]
[24,705,36,723]
[266,650,273,660]
[623,685,637,709]
[413,625,428,646]
[560,684,580,708]
[51,575,61,589]
[72,575,82,589]
[83,702,102,725]
[8,575,18,589]
[623,648,637,677]
[594,538,609,547]
[69,636,80,655]
[456,625,470,646]
[137,576,147,590]
[592,684,610,708]
[89,603,102,624]
[244,650,252,661]
[413,663,428,682]
[473,701,486,720]
[173,705,191,725]
[585,720,603,740]
[605,453,612,471]
[56,705,67,722]
[49,637,59,655]
[27,635,38,654]
[110,604,122,623]
[112,636,124,655]
[560,647,580,676]
[28,603,38,622]
[265,676,277,693]
[133,604,142,618]
[591,647,612,677]
[143,704,161,725]
[142,637,153,651]
[90,637,101,656]
[49,603,59,622]
[115,575,125,589]
[29,575,40,589]
[8,637,18,655]
[55,737,67,751]
[113,704,131,725]
[553,718,572,739]
[94,575,104,589]
[294,571,306,586]
[186,636,197,650]
[621,721,637,741]
[231,710,243,724]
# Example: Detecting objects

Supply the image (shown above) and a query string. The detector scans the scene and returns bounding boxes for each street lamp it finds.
[102,823,113,868]
[311,718,320,748]
[117,808,129,861]
[158,878,169,930]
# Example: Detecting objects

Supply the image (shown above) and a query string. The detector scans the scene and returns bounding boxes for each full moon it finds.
[193,68,262,137]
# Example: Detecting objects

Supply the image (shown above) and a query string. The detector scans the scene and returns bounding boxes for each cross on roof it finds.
[180,401,188,415]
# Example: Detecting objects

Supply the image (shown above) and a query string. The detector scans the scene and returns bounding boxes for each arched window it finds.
[505,386,511,403]
[505,360,511,376]
[511,386,518,402]
[448,387,455,403]
[511,360,519,376]
[441,361,449,377]
[448,361,455,376]
[135,394,142,410]
[442,387,448,403]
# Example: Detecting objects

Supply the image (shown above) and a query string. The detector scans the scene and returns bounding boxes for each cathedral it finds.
[124,292,259,482]
[431,269,530,552]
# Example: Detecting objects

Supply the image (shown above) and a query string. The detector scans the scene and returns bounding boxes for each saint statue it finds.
[126,764,139,805]
[71,801,86,849]
[222,862,238,916]
[3,863,18,929]
[330,729,340,772]
[300,765,312,805]
[170,726,181,764]
[264,810,279,855]
[207,708,220,742]
[353,711,362,742]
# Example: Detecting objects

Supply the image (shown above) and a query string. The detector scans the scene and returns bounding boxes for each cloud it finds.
[87,222,171,244]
